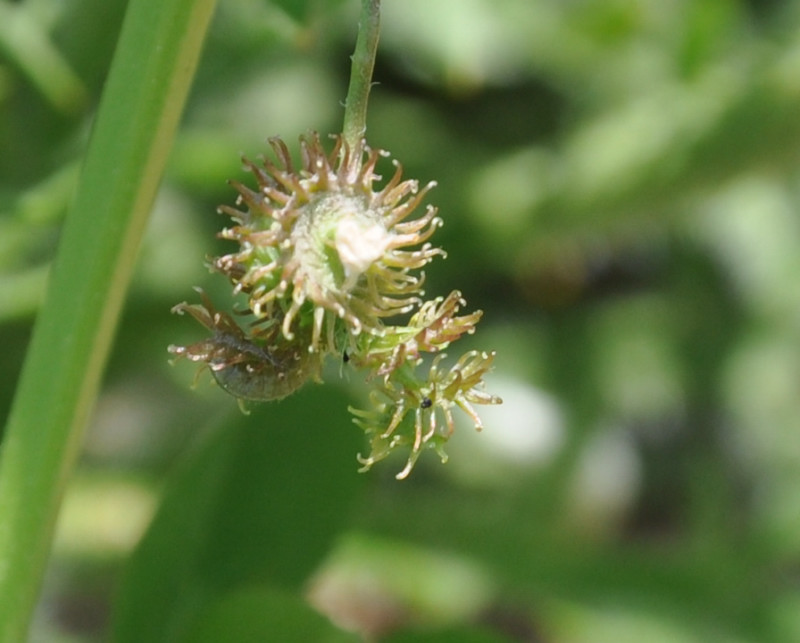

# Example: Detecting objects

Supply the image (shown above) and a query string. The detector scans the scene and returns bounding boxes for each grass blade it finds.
[0,0,217,638]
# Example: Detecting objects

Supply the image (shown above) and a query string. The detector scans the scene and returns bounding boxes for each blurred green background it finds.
[3,0,800,641]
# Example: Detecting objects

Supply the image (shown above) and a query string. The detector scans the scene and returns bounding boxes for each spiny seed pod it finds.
[169,132,501,478]
[351,350,501,479]
[214,132,445,353]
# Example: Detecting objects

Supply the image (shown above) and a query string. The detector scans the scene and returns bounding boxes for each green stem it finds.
[0,1,87,114]
[0,0,216,639]
[342,0,381,150]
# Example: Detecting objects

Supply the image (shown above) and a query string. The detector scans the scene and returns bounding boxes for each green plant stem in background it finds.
[0,0,87,114]
[342,0,381,149]
[0,0,216,639]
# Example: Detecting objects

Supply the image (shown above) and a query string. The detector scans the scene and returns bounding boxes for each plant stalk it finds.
[342,0,381,150]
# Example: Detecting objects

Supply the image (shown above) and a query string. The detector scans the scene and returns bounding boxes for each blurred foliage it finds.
[3,0,800,641]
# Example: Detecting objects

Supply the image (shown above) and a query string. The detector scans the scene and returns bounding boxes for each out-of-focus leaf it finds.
[384,625,516,643]
[53,0,128,93]
[380,0,542,93]
[248,0,350,28]
[0,2,88,114]
[110,385,364,642]
[179,586,359,643]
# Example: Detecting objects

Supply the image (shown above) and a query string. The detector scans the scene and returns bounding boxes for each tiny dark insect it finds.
[420,397,433,409]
